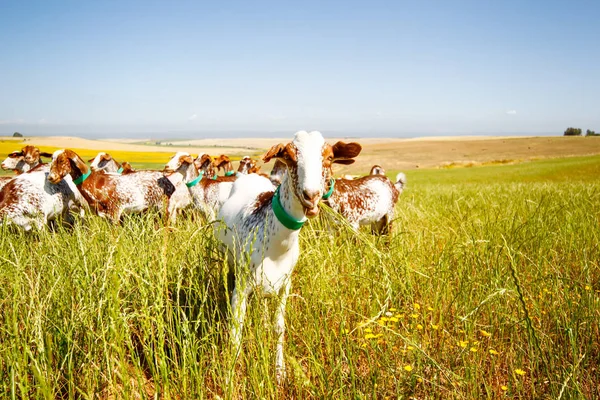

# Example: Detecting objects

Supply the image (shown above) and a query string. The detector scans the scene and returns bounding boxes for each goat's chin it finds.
[304,205,320,218]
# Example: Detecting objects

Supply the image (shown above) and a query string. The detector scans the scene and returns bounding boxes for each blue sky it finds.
[1,0,598,138]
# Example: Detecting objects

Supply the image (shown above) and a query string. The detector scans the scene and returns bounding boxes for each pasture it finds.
[0,141,599,398]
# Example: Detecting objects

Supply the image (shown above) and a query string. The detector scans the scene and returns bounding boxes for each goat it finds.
[1,146,53,191]
[48,149,181,223]
[237,156,262,175]
[88,152,122,173]
[370,165,386,176]
[0,169,87,231]
[119,161,135,174]
[1,146,52,173]
[164,152,233,221]
[323,155,406,234]
[213,154,238,180]
[215,131,361,383]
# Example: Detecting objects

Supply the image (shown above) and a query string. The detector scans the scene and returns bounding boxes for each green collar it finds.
[272,186,306,230]
[186,171,204,187]
[212,174,218,180]
[224,170,235,176]
[73,170,91,185]
[116,166,124,174]
[322,178,335,200]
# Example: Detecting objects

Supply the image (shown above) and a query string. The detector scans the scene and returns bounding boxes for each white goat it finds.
[214,131,360,382]
[88,152,122,173]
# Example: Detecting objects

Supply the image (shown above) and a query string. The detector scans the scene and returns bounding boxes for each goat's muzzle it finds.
[301,189,321,217]
[47,173,61,184]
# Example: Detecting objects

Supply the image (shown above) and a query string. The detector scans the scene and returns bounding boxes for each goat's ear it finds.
[8,151,23,158]
[39,152,53,158]
[65,149,89,172]
[101,153,112,161]
[262,143,297,163]
[332,141,362,165]
[87,158,95,163]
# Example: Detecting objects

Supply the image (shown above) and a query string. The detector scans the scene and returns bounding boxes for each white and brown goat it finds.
[48,149,183,223]
[0,148,86,231]
[237,156,262,175]
[323,152,406,234]
[215,131,360,383]
[163,152,234,221]
[88,152,122,173]
[0,146,53,191]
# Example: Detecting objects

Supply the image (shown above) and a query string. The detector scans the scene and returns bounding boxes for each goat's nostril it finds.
[303,189,318,202]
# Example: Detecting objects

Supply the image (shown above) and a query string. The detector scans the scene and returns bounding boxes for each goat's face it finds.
[88,152,118,172]
[163,152,194,177]
[1,151,26,171]
[238,156,257,174]
[263,131,361,217]
[194,154,215,176]
[22,145,41,165]
[48,149,88,184]
[370,165,386,176]
[213,154,232,172]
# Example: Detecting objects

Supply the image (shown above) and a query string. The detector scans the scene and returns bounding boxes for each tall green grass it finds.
[0,158,598,398]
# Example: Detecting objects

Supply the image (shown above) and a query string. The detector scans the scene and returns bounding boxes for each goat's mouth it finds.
[300,199,320,218]
[47,175,61,184]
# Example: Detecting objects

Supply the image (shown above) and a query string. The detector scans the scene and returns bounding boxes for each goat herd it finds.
[0,131,406,382]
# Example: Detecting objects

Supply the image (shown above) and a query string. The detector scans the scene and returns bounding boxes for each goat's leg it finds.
[274,278,291,383]
[230,283,249,359]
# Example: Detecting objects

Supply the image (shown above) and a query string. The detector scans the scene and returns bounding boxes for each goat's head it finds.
[194,153,215,177]
[213,154,233,172]
[263,131,361,217]
[88,152,120,172]
[22,145,52,165]
[48,149,89,184]
[238,156,260,174]
[370,165,386,176]
[1,151,26,172]
[163,152,195,178]
[120,161,135,174]
[1,146,51,172]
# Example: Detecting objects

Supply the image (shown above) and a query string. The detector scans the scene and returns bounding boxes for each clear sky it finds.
[1,0,598,138]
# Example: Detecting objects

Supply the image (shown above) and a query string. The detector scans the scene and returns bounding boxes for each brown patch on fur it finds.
[253,190,274,215]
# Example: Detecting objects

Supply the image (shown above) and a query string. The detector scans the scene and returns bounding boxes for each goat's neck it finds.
[277,172,307,223]
[183,163,200,182]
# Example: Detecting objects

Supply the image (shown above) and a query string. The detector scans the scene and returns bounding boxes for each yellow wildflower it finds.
[414,303,421,310]
[417,377,423,383]
[389,317,399,323]
[407,345,414,351]
[365,333,377,339]
[470,347,477,352]
[515,368,526,376]
[458,341,468,348]
[403,365,413,372]
[380,317,389,322]
[343,328,349,334]
[389,307,397,312]
[365,328,373,333]
[489,349,500,355]
[427,306,434,311]
[416,324,423,330]
[431,324,439,330]
[479,329,492,337]
[501,385,508,391]
[585,285,591,291]
[410,313,419,319]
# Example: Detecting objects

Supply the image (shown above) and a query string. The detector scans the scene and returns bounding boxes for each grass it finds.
[0,156,598,398]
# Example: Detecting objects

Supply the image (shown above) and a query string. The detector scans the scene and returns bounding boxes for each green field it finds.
[0,156,598,398]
